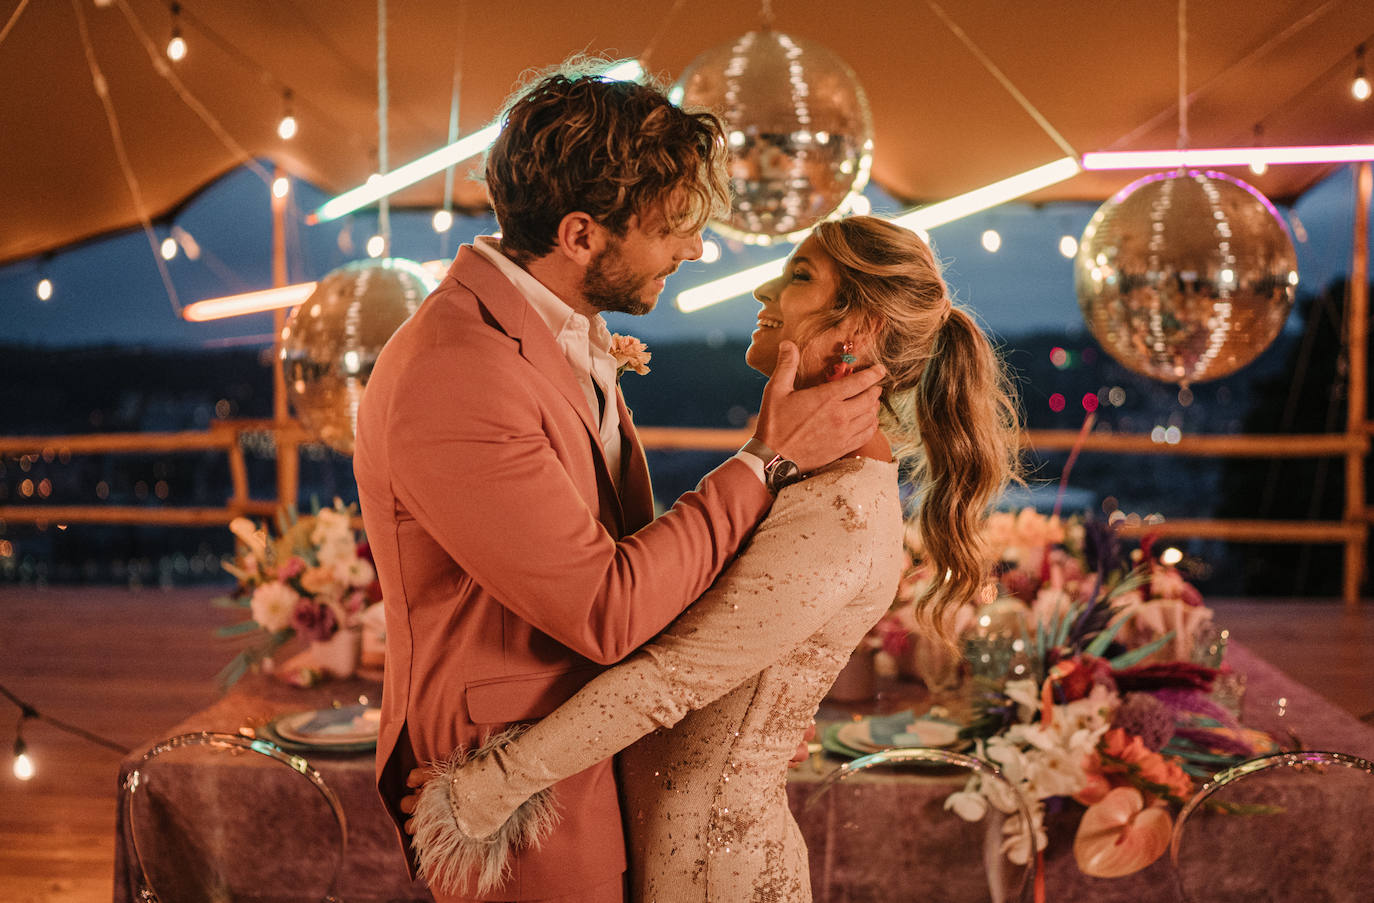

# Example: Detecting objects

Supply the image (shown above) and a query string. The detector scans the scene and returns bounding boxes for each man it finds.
[354,64,884,903]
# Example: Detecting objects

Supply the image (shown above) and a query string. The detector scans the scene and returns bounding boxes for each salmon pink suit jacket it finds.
[353,246,772,901]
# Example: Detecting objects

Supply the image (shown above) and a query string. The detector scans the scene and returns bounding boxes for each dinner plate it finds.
[835,711,964,755]
[269,704,381,748]
[820,723,869,759]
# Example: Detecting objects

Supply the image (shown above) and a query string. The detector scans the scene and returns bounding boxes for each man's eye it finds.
[791,270,810,282]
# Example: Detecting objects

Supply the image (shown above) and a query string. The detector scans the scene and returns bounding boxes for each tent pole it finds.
[271,169,299,513]
[1344,161,1371,609]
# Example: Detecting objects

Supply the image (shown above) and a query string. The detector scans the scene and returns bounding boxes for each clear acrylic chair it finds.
[120,731,349,902]
[1170,750,1374,903]
[804,747,1038,903]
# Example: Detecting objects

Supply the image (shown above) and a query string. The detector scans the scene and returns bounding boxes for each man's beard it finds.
[581,241,661,316]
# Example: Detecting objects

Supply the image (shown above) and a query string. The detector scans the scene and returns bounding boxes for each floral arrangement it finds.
[883,508,1275,879]
[215,499,382,688]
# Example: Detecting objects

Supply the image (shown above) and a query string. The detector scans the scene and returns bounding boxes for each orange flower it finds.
[1074,787,1172,878]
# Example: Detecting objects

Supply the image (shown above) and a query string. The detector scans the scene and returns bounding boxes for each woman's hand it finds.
[788,721,818,768]
[397,766,427,834]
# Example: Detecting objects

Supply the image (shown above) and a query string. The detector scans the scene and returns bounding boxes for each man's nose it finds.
[679,231,704,262]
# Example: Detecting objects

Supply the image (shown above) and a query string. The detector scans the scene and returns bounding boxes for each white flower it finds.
[1000,805,1047,866]
[1003,679,1041,720]
[945,790,989,822]
[311,504,353,548]
[341,556,375,589]
[250,581,299,632]
[316,536,356,569]
[229,517,267,561]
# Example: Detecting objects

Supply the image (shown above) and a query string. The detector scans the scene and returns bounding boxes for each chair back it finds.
[120,731,349,902]
[804,747,1038,903]
[1170,750,1374,903]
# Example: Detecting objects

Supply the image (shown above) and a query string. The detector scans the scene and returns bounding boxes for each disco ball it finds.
[674,29,873,244]
[1075,169,1298,386]
[280,259,434,454]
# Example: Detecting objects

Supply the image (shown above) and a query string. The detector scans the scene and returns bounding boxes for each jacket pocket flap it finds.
[465,665,602,724]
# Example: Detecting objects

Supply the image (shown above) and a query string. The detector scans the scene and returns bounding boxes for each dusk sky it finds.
[0,163,1366,351]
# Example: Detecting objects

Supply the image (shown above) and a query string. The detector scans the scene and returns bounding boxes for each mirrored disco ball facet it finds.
[1075,169,1298,386]
[280,259,434,454]
[675,29,873,244]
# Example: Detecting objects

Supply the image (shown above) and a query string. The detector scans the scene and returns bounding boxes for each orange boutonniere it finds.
[610,334,651,377]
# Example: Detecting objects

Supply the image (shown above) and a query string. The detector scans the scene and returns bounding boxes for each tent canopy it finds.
[4,0,1373,266]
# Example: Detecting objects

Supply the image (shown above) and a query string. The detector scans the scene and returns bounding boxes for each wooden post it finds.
[271,168,299,513]
[1345,161,1371,608]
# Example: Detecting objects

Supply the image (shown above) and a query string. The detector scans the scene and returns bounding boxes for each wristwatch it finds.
[741,438,803,494]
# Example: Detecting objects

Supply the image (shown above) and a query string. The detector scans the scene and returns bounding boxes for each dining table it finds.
[112,642,1374,902]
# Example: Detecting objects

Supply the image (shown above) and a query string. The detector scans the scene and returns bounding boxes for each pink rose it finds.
[276,556,306,580]
[290,599,338,643]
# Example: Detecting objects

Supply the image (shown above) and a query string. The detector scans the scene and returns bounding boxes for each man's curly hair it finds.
[483,61,730,263]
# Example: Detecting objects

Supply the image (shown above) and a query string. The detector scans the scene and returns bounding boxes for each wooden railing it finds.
[0,419,305,527]
[3,421,1364,603]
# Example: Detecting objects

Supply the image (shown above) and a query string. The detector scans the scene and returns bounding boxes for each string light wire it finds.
[375,0,390,252]
[1106,0,1340,150]
[1,682,133,763]
[71,0,182,315]
[113,0,272,186]
[0,0,31,49]
[924,0,1078,159]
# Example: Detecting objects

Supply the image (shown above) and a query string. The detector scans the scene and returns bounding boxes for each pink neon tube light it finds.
[1083,145,1374,170]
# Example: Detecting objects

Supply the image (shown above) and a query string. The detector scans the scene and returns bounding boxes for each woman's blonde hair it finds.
[809,216,1022,641]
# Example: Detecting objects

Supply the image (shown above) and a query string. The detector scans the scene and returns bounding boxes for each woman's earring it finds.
[826,340,857,382]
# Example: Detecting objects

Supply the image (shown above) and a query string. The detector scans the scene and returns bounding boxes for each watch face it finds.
[768,459,801,490]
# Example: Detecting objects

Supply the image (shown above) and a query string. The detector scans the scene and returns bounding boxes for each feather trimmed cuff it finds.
[410,727,561,897]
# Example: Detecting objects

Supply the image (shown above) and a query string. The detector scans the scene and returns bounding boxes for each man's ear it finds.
[554,212,608,266]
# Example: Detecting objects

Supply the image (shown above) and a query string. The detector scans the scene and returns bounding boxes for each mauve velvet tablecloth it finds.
[113,643,1374,902]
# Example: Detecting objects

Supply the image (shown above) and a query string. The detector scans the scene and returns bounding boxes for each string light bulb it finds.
[700,239,722,264]
[366,235,386,258]
[160,237,178,260]
[431,209,453,233]
[36,278,53,301]
[1059,234,1078,258]
[277,90,298,140]
[981,228,1002,253]
[1354,44,1371,102]
[166,3,186,62]
[13,733,34,781]
[271,176,290,199]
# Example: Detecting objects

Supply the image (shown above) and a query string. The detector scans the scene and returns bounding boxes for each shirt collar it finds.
[472,236,601,344]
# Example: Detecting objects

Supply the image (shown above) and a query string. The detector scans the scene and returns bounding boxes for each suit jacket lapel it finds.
[616,388,655,532]
[448,248,601,440]
[449,246,625,532]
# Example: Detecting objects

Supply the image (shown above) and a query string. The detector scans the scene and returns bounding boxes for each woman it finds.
[403,216,1021,901]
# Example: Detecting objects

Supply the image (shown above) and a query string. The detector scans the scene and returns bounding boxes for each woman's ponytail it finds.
[908,307,1021,640]
[809,216,1022,644]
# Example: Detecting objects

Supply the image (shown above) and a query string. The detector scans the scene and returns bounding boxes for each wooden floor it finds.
[1,587,1371,903]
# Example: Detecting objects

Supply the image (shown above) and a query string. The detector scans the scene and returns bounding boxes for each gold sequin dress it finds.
[425,457,904,901]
